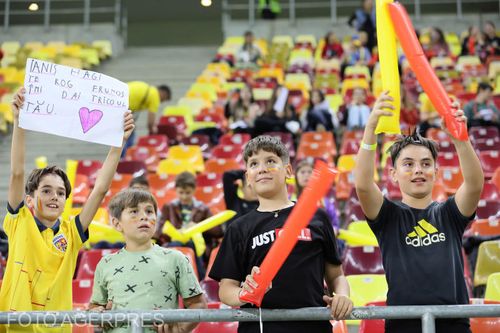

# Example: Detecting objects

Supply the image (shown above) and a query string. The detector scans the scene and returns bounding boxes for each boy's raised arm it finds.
[79,111,134,230]
[8,88,26,209]
[449,107,484,217]
[354,92,393,220]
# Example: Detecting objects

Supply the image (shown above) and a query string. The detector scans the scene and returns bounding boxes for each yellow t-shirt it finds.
[128,81,160,113]
[0,203,87,332]
[419,92,457,114]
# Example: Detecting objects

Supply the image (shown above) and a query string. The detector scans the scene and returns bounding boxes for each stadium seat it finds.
[159,115,188,134]
[153,189,178,208]
[137,135,169,159]
[192,318,238,333]
[206,246,220,279]
[72,279,94,306]
[168,145,205,173]
[437,167,463,194]
[125,146,159,173]
[296,142,334,166]
[219,133,251,146]
[384,179,402,200]
[116,160,147,177]
[358,301,386,333]
[346,274,388,323]
[468,219,500,237]
[340,139,360,155]
[76,249,118,280]
[476,200,500,219]
[426,128,449,142]
[485,273,500,301]
[200,279,220,302]
[480,182,500,201]
[194,186,224,207]
[342,246,384,275]
[335,171,354,200]
[170,247,199,279]
[77,160,103,187]
[157,124,182,145]
[73,174,90,205]
[479,151,500,179]
[493,167,500,191]
[469,126,499,142]
[265,131,296,159]
[345,202,366,222]
[180,134,211,159]
[470,299,500,333]
[110,173,134,191]
[473,138,498,153]
[211,144,243,163]
[157,158,197,176]
[473,240,500,288]
[196,172,223,188]
[432,182,448,202]
[205,158,242,174]
[147,173,176,192]
[437,152,460,168]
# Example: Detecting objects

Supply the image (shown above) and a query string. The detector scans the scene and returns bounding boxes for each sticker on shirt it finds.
[53,233,68,252]
[405,219,445,247]
[251,228,312,250]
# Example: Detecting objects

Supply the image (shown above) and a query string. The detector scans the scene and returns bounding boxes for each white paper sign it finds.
[20,58,129,147]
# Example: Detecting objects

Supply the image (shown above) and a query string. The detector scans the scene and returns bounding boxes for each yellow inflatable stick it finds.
[88,221,125,245]
[338,229,378,246]
[163,221,190,243]
[182,210,236,238]
[375,0,401,135]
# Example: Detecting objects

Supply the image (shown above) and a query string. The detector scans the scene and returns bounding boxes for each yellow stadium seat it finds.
[186,90,215,104]
[489,61,500,79]
[289,48,313,60]
[177,97,208,115]
[0,103,13,124]
[46,41,66,54]
[285,73,311,91]
[457,55,481,68]
[223,36,244,46]
[345,65,371,81]
[206,62,231,78]
[252,88,274,101]
[325,94,343,113]
[341,79,370,95]
[196,75,225,90]
[257,67,284,85]
[58,57,83,69]
[1,41,20,56]
[168,145,205,173]
[485,272,500,301]
[315,58,341,72]
[0,67,18,82]
[216,45,237,56]
[92,40,113,58]
[346,274,388,324]
[345,221,379,246]
[163,105,194,127]
[222,81,247,93]
[445,32,460,45]
[24,41,44,51]
[430,57,454,68]
[474,240,500,287]
[188,121,217,135]
[272,35,294,47]
[296,34,317,47]
[188,82,218,100]
[337,154,356,172]
[157,158,197,176]
[80,48,100,68]
[63,44,82,58]
[29,49,53,62]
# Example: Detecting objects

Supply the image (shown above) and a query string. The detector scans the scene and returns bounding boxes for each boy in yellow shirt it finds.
[0,88,134,332]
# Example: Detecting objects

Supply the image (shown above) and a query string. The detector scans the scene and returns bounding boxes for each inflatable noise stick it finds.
[388,2,468,141]
[239,160,338,307]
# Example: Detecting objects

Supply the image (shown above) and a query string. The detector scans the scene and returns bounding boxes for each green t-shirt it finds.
[91,244,202,332]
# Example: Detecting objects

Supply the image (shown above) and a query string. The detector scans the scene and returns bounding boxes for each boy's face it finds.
[391,145,437,199]
[176,186,195,205]
[245,150,292,199]
[113,201,157,243]
[26,174,67,224]
[296,165,313,188]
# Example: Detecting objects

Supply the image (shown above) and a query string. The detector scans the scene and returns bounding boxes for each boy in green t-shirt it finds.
[90,189,207,332]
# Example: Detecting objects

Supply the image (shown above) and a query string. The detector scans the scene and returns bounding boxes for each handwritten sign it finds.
[19,58,129,147]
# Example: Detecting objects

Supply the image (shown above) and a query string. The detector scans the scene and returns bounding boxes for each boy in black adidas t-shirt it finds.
[209,136,353,333]
[354,92,484,333]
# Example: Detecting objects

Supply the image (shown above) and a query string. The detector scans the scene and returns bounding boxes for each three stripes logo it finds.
[405,219,446,247]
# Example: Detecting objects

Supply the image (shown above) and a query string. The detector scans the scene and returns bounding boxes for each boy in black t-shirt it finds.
[354,92,484,333]
[209,136,353,333]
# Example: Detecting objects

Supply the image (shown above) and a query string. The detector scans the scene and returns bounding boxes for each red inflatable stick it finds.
[388,2,468,141]
[239,160,337,307]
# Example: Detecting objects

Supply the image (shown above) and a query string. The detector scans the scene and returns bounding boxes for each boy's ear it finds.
[111,217,122,231]
[285,164,293,179]
[25,195,34,209]
[389,167,398,183]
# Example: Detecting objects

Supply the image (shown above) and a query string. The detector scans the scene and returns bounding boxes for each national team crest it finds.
[53,233,68,252]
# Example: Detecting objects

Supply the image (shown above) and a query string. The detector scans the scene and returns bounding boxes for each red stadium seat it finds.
[157,124,183,145]
[170,247,199,280]
[470,299,500,333]
[116,160,147,177]
[125,146,160,173]
[493,167,500,192]
[335,171,354,201]
[211,144,243,163]
[200,279,220,302]
[72,279,94,305]
[479,151,500,179]
[159,115,187,134]
[345,202,366,222]
[340,139,360,155]
[436,139,455,153]
[205,158,242,174]
[468,219,500,237]
[137,135,169,159]
[470,126,499,142]
[196,172,223,188]
[301,131,337,157]
[432,182,448,202]
[358,301,386,333]
[76,249,118,280]
[342,246,384,275]
[206,246,220,280]
[153,189,177,208]
[195,186,224,207]
[437,168,463,194]
[480,182,500,201]
[385,179,402,200]
[73,174,90,205]
[342,130,364,142]
[219,133,251,146]
[426,128,449,142]
[147,173,176,192]
[77,160,103,187]
[297,142,335,167]
[476,200,500,219]
[109,173,134,191]
[437,152,460,168]
[473,138,498,153]
[265,131,296,159]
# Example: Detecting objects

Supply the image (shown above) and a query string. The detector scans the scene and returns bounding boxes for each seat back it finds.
[474,240,500,287]
[342,246,384,275]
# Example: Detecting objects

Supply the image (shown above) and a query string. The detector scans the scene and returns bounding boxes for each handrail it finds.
[1,305,500,333]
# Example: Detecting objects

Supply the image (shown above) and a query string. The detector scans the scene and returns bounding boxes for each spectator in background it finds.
[461,26,489,63]
[322,31,344,59]
[225,86,261,133]
[424,27,450,58]
[483,21,500,56]
[464,82,500,130]
[344,33,372,67]
[342,87,371,130]
[125,81,171,157]
[129,175,150,191]
[222,169,259,222]
[348,0,376,52]
[302,89,339,132]
[236,31,262,68]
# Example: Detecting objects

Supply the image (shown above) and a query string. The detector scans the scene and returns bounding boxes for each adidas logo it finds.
[405,219,446,247]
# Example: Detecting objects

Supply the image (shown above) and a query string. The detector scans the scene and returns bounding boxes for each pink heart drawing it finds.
[79,107,103,134]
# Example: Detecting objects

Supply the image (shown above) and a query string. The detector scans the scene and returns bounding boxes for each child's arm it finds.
[79,111,135,230]
[354,91,394,220]
[219,266,269,307]
[8,88,26,209]
[448,107,484,217]
[324,263,353,320]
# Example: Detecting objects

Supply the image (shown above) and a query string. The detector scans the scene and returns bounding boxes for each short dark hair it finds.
[157,85,171,100]
[244,30,254,37]
[477,82,493,93]
[25,166,71,198]
[129,176,150,189]
[108,189,158,219]
[175,171,196,189]
[389,131,439,166]
[243,135,290,164]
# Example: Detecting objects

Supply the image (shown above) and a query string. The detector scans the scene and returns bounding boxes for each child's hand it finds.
[123,110,135,140]
[239,266,272,301]
[11,87,25,121]
[365,91,394,130]
[89,300,113,312]
[155,322,188,333]
[323,293,353,321]
[441,101,467,141]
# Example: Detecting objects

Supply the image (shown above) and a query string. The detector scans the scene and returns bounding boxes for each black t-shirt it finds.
[368,197,474,332]
[209,206,341,333]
